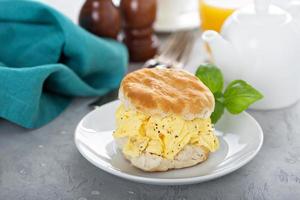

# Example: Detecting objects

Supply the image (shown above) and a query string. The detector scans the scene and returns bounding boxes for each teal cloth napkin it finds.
[0,0,128,128]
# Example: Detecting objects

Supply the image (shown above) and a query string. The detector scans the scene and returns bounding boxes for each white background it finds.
[38,0,85,22]
[38,0,295,23]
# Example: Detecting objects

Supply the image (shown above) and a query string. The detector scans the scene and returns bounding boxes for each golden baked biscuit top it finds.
[119,68,215,120]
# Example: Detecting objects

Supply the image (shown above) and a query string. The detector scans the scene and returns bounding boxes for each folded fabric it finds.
[0,0,128,128]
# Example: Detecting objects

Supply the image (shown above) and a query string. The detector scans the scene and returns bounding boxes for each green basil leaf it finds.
[214,92,224,103]
[211,99,225,124]
[195,64,224,93]
[224,80,263,114]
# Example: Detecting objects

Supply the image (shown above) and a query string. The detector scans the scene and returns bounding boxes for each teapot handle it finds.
[287,0,300,18]
[254,0,271,14]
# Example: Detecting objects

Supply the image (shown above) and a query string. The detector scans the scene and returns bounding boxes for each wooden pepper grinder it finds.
[79,0,121,39]
[120,0,158,62]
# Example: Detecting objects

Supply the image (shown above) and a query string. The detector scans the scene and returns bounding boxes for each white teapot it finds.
[202,0,300,110]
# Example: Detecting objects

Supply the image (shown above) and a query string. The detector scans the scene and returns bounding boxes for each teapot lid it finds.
[231,0,291,26]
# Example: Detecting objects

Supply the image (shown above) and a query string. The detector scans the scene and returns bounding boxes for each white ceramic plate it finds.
[75,100,263,185]
[154,11,200,33]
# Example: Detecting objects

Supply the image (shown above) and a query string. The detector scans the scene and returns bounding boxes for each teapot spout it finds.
[202,30,236,70]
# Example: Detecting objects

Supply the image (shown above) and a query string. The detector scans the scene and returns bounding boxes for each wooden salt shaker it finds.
[79,0,121,39]
[120,0,159,62]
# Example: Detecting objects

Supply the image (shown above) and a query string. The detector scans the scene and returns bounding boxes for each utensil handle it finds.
[143,58,172,68]
[88,89,119,108]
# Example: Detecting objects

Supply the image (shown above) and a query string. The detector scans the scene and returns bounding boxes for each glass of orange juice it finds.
[199,0,253,32]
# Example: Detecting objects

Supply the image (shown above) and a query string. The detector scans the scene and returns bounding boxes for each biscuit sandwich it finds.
[113,67,219,172]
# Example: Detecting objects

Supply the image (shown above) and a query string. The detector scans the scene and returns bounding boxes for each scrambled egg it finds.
[113,104,219,160]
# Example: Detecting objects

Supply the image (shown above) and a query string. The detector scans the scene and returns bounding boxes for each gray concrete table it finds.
[1,95,300,200]
[1,35,300,199]
[1,96,300,200]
